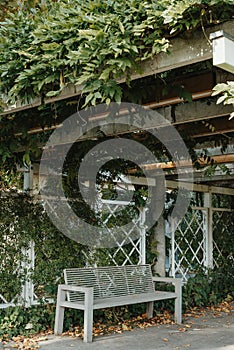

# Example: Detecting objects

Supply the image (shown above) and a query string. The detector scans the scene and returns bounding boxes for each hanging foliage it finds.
[0,0,233,107]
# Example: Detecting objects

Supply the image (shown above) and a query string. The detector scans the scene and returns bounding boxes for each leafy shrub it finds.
[0,305,54,339]
[183,264,234,309]
[0,304,85,340]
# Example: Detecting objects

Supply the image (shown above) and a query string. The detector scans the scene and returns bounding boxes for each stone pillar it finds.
[21,164,35,307]
[152,215,166,276]
[204,191,213,269]
[151,174,166,277]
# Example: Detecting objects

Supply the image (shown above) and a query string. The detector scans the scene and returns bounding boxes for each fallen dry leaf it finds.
[122,324,132,331]
[162,338,169,342]
[179,328,187,332]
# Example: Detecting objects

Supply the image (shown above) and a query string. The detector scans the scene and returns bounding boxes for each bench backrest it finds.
[64,264,155,302]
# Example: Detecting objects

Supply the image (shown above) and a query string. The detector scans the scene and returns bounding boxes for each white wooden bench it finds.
[54,264,182,343]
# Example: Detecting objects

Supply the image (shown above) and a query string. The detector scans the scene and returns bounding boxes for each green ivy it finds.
[1,0,233,107]
[0,191,233,339]
[0,192,87,303]
[183,265,234,308]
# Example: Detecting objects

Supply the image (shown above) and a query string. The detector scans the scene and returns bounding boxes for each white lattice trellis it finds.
[0,233,35,309]
[170,207,208,281]
[169,197,234,282]
[212,208,234,268]
[1,184,233,309]
[83,200,146,267]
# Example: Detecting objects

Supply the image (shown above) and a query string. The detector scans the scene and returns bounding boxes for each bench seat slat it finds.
[60,291,177,310]
[93,291,177,309]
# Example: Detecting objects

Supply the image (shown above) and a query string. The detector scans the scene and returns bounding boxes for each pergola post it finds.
[204,191,213,269]
[139,207,146,265]
[21,165,35,307]
[151,176,166,276]
[152,215,166,276]
[23,164,33,191]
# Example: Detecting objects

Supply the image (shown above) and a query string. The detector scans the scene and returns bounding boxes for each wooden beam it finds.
[127,154,234,172]
[193,174,234,184]
[177,115,234,138]
[1,21,234,116]
[12,99,233,156]
[84,97,234,126]
[125,176,234,195]
[210,186,234,196]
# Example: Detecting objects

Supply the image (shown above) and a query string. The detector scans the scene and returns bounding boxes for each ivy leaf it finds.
[46,90,61,97]
[119,21,125,34]
[226,97,234,105]
[99,68,112,81]
[75,75,91,86]
[229,112,234,120]
[23,152,31,166]
[211,83,229,96]
[216,95,227,104]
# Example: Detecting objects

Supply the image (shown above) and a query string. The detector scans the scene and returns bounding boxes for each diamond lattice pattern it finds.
[83,201,145,267]
[212,210,234,268]
[174,209,207,281]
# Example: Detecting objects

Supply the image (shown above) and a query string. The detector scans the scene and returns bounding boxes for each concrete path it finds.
[1,307,233,350]
[37,308,234,350]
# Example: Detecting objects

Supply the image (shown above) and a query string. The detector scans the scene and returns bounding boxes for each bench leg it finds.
[174,282,182,324]
[83,289,94,343]
[146,301,154,318]
[174,281,182,323]
[54,286,66,335]
[174,296,182,324]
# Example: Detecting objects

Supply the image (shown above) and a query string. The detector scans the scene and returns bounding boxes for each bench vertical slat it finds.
[54,285,66,335]
[83,287,94,343]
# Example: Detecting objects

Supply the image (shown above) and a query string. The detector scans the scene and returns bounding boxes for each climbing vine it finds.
[0,192,87,303]
[0,0,233,107]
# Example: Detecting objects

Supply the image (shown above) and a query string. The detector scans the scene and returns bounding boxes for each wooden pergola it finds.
[1,21,234,188]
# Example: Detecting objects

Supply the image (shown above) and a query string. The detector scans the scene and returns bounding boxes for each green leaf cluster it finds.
[212,81,234,119]
[0,0,233,108]
[183,264,234,308]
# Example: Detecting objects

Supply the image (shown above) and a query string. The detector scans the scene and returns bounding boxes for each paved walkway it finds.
[39,307,234,350]
[1,307,233,350]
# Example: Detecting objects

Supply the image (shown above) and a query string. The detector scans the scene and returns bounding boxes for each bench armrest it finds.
[152,277,182,286]
[55,284,94,341]
[58,284,94,294]
[152,277,183,296]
